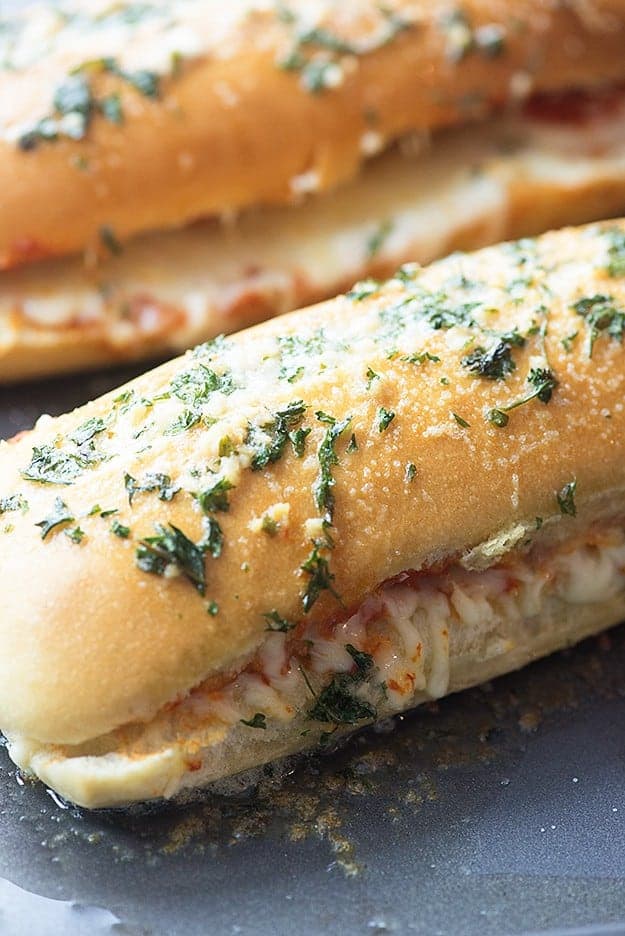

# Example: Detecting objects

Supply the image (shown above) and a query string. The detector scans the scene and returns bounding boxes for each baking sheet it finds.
[2,367,625,936]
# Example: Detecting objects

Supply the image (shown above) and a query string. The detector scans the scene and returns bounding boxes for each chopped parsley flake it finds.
[606,229,625,277]
[263,610,296,632]
[99,224,123,257]
[346,279,379,302]
[289,426,311,458]
[313,411,351,523]
[240,713,267,729]
[18,74,93,148]
[102,58,161,99]
[461,341,516,380]
[301,543,340,612]
[54,73,92,118]
[170,362,235,406]
[345,643,375,672]
[70,416,107,446]
[136,523,208,594]
[22,445,87,485]
[573,294,625,357]
[0,494,28,514]
[125,472,180,505]
[365,366,380,389]
[308,643,377,725]
[99,93,123,124]
[487,409,509,428]
[277,330,326,363]
[441,9,506,62]
[378,289,480,342]
[196,477,234,513]
[441,8,473,61]
[366,220,393,259]
[247,401,307,471]
[15,52,162,151]
[193,334,229,358]
[401,351,441,365]
[278,10,411,94]
[474,23,506,57]
[202,517,224,559]
[378,407,395,432]
[487,367,558,427]
[65,526,85,544]
[299,59,340,93]
[285,366,304,384]
[292,26,354,54]
[405,462,417,482]
[165,409,201,434]
[111,519,130,538]
[561,332,578,353]
[123,67,159,98]
[557,480,577,517]
[218,436,236,458]
[526,367,557,403]
[452,413,470,428]
[35,497,74,539]
[498,327,527,348]
[393,263,419,284]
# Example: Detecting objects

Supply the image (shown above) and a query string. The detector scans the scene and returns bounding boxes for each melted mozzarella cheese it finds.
[8,524,625,808]
[110,526,625,740]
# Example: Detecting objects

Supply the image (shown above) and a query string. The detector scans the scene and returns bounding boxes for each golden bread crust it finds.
[2,0,625,265]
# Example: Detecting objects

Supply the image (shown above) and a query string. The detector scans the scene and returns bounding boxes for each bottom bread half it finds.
[7,516,625,809]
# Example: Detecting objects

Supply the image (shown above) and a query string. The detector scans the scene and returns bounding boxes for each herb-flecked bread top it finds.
[2,0,625,265]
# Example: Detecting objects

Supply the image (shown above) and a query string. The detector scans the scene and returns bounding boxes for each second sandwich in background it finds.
[3,0,625,379]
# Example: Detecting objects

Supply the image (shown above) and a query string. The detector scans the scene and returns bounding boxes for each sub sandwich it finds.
[1,219,625,807]
[4,0,625,380]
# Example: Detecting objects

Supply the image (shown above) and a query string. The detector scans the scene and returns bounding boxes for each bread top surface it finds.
[2,220,625,746]
[3,0,625,267]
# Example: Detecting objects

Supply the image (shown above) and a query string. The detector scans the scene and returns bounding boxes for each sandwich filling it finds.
[8,520,625,800]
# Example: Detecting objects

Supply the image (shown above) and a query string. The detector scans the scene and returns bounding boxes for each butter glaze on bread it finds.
[3,0,625,266]
[2,221,625,806]
[5,89,625,381]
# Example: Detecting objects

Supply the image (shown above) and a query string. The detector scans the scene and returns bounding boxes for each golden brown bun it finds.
[1,218,625,772]
[3,0,625,267]
[5,92,625,381]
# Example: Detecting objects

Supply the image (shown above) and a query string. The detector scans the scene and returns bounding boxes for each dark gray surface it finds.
[2,369,625,936]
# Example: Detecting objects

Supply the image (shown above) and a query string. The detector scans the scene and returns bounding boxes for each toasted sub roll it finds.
[2,220,625,808]
[3,0,625,267]
[5,87,625,382]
